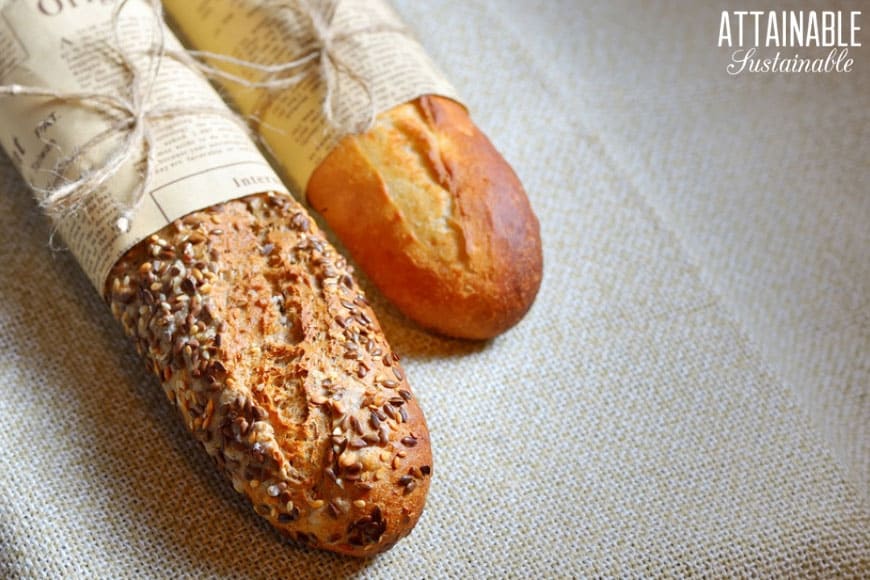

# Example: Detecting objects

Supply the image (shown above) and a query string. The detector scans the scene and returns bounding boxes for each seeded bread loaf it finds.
[107,192,432,557]
[307,95,543,340]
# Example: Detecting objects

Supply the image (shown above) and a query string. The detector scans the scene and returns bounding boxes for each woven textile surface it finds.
[0,0,867,577]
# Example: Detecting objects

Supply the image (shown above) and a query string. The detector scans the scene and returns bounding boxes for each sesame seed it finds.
[327,502,340,518]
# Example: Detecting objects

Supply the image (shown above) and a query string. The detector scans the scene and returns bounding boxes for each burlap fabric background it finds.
[0,0,867,577]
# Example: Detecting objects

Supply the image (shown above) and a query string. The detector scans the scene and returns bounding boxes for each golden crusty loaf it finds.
[307,95,543,340]
[107,192,432,557]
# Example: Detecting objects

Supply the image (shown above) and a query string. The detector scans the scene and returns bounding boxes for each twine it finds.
[0,0,251,233]
[172,0,409,134]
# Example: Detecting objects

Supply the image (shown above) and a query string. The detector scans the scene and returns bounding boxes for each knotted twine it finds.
[171,0,410,135]
[0,0,251,233]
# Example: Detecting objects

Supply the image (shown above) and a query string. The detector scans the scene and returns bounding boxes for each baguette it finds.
[107,191,432,556]
[161,0,543,340]
[307,95,543,340]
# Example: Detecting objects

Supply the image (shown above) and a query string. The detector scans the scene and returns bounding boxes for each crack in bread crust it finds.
[107,192,432,556]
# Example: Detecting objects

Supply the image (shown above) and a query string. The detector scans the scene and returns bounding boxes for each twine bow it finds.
[176,0,409,134]
[0,0,251,232]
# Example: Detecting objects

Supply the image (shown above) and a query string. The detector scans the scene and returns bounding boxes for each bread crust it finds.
[107,192,432,557]
[307,96,543,340]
